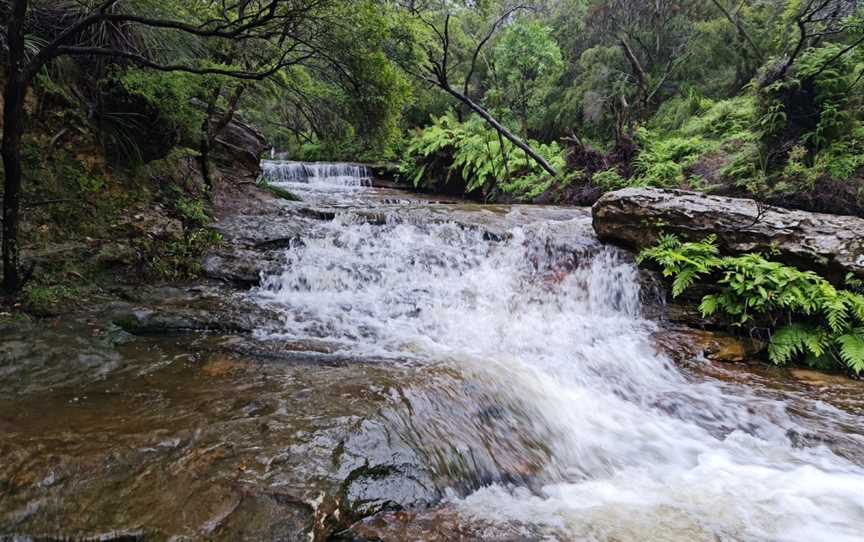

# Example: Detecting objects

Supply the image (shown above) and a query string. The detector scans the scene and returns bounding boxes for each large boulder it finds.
[592,188,864,284]
[211,113,268,177]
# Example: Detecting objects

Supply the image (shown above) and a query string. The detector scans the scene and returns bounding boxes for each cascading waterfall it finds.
[260,160,371,188]
[253,180,864,540]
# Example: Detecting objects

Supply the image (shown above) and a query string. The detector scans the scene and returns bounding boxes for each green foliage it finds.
[62,161,107,194]
[592,168,630,191]
[632,128,717,187]
[756,43,864,192]
[148,228,223,281]
[639,235,864,373]
[22,284,81,317]
[651,91,716,133]
[491,20,564,134]
[399,113,564,200]
[175,196,209,224]
[678,96,758,142]
[118,68,204,139]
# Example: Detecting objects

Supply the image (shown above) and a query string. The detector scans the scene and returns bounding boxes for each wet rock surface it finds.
[0,323,439,540]
[208,111,268,177]
[6,176,864,541]
[593,187,864,283]
[653,325,765,364]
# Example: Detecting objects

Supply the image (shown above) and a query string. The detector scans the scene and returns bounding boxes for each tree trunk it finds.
[199,86,221,191]
[2,82,26,294]
[2,0,29,294]
[199,84,245,191]
[439,84,557,177]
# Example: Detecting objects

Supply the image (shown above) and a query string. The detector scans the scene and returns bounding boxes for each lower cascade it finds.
[251,171,864,540]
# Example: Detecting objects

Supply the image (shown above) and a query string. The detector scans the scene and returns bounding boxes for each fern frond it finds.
[699,294,719,316]
[842,291,864,323]
[768,324,820,365]
[837,330,864,374]
[822,293,849,333]
[672,266,700,297]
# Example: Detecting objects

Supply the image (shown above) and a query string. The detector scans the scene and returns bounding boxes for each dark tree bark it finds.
[2,0,29,294]
[199,83,247,190]
[199,86,222,191]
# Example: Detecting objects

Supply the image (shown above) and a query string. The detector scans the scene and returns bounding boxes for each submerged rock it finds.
[593,187,864,283]
[653,326,765,364]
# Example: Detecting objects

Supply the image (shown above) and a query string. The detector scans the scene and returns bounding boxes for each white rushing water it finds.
[254,166,864,541]
[260,160,371,189]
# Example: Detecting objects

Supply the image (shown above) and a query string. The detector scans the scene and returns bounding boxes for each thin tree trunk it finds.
[199,83,246,191]
[2,83,26,294]
[438,83,557,177]
[208,84,246,146]
[199,86,221,191]
[708,0,764,63]
[2,0,29,294]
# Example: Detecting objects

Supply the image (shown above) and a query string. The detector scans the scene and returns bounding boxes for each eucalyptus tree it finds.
[585,0,709,122]
[0,0,327,293]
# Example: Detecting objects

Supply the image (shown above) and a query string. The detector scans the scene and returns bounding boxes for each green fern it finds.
[640,234,864,373]
[672,266,701,298]
[699,294,720,316]
[400,113,564,201]
[768,324,821,365]
[837,331,864,374]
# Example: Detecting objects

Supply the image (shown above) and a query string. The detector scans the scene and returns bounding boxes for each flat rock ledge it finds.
[592,188,864,284]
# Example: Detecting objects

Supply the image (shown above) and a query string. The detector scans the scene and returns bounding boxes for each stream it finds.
[2,161,864,540]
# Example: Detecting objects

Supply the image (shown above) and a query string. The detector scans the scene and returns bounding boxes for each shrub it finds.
[679,96,758,142]
[22,284,81,316]
[175,196,209,224]
[632,128,717,187]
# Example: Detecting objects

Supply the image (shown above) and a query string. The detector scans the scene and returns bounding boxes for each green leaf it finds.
[837,331,864,374]
[768,324,818,365]
[699,295,719,316]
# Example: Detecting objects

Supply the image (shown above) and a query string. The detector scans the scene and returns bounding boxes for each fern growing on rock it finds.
[639,235,864,374]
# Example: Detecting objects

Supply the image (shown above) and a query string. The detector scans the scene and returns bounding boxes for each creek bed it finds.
[2,164,864,541]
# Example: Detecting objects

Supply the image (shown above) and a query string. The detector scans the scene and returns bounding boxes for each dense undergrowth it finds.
[4,71,225,316]
[399,114,571,200]
[640,235,864,374]
[388,4,864,215]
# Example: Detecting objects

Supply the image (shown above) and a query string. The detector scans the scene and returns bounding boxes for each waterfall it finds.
[260,160,371,188]
[251,179,864,540]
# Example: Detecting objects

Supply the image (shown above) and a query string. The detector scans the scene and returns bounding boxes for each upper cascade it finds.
[261,160,371,187]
